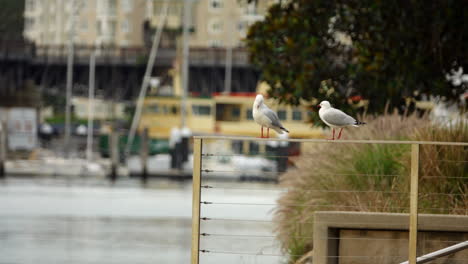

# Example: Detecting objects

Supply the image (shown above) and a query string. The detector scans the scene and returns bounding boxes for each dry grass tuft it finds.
[274,112,467,263]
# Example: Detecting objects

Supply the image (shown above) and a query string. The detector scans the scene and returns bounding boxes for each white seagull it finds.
[253,94,289,138]
[318,101,365,140]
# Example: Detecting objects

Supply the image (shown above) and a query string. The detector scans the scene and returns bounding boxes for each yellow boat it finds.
[138,92,324,140]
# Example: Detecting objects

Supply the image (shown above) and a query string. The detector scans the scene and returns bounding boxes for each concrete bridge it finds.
[0,41,259,101]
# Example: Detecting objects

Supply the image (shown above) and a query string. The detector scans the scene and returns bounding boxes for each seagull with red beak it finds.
[318,101,365,140]
[253,94,289,138]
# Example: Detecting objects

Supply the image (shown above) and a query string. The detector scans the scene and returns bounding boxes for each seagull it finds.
[253,94,289,138]
[318,101,365,140]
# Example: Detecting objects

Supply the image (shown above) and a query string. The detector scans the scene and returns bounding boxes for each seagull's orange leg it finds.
[267,128,270,138]
[328,128,335,140]
[261,126,264,138]
[337,128,343,139]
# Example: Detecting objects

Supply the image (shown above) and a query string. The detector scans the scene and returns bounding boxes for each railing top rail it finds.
[193,135,468,146]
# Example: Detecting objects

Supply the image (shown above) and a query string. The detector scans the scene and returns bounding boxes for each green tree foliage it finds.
[245,0,468,113]
[0,0,25,40]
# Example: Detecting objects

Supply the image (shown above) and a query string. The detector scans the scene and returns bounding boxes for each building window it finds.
[65,19,72,32]
[81,20,88,32]
[99,0,117,15]
[192,105,211,116]
[208,18,223,34]
[25,0,35,12]
[245,2,257,15]
[121,0,132,12]
[168,3,183,15]
[237,21,246,31]
[120,39,129,47]
[96,21,102,35]
[209,39,223,47]
[246,109,253,120]
[209,0,223,10]
[121,20,130,33]
[231,107,240,118]
[231,140,243,154]
[75,0,86,10]
[277,110,287,120]
[109,21,117,37]
[66,1,73,13]
[170,106,179,115]
[292,110,303,121]
[109,0,117,15]
[144,104,159,113]
[249,142,259,155]
[24,18,35,32]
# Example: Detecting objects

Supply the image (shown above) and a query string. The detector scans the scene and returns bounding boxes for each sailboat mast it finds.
[86,50,96,162]
[181,0,192,128]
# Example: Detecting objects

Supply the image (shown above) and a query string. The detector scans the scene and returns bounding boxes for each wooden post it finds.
[109,130,119,181]
[141,127,149,182]
[0,122,6,178]
[409,143,420,264]
[191,138,202,264]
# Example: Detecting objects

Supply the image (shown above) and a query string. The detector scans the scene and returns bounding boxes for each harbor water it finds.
[0,177,285,264]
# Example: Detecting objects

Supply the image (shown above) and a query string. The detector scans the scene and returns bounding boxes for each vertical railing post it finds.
[0,122,6,178]
[191,138,202,264]
[409,143,420,264]
[141,127,149,183]
[108,130,119,182]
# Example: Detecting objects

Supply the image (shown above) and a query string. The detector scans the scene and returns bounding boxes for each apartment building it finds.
[191,0,272,47]
[149,0,275,48]
[24,0,275,48]
[23,0,147,47]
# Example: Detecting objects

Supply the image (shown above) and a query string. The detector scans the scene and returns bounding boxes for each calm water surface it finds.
[0,177,285,264]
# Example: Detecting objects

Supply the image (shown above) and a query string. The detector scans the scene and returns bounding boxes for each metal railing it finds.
[191,136,468,264]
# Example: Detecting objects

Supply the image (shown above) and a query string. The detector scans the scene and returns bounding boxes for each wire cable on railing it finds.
[200,250,468,262]
[200,250,412,260]
[202,169,403,178]
[203,151,466,159]
[196,136,468,146]
[201,185,467,197]
[203,153,467,163]
[201,201,414,210]
[200,233,467,244]
[202,153,292,158]
[201,185,410,194]
[201,185,468,196]
[201,202,466,212]
[199,249,299,257]
[203,169,466,180]
[429,160,468,163]
[422,176,467,179]
[200,217,468,228]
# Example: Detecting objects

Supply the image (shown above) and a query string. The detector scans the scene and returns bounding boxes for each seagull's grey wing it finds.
[262,107,283,127]
[322,108,356,126]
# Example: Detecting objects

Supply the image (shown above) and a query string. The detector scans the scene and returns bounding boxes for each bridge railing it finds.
[1,41,250,66]
[33,45,176,65]
[189,47,249,66]
[190,136,468,264]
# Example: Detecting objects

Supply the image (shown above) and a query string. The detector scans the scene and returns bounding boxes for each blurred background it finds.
[0,0,466,263]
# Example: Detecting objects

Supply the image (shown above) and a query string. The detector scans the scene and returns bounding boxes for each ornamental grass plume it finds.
[274,111,467,263]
